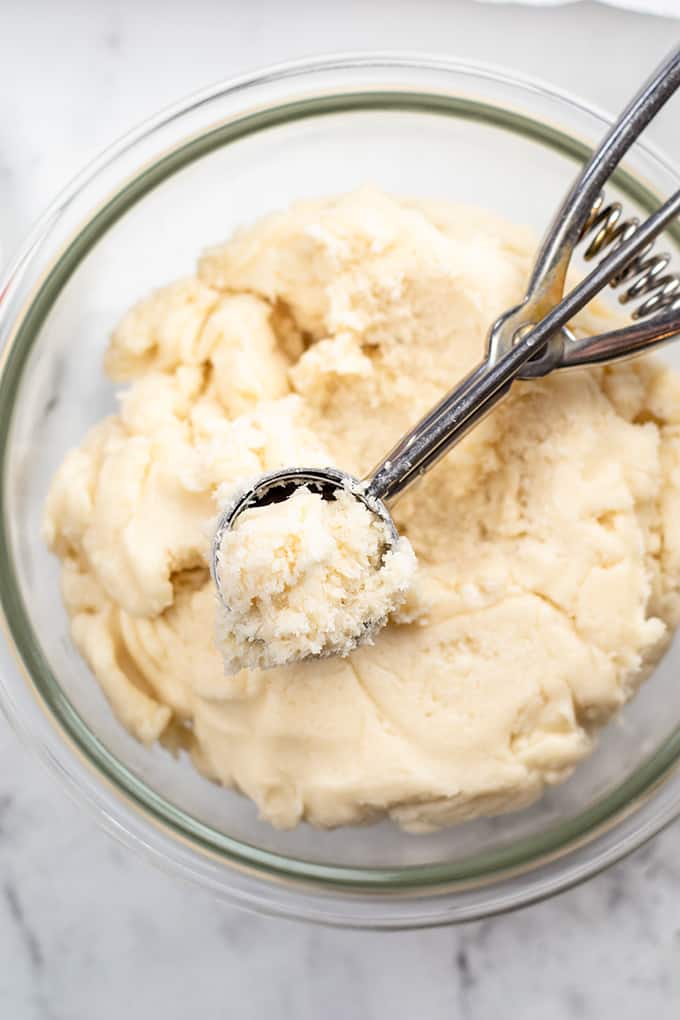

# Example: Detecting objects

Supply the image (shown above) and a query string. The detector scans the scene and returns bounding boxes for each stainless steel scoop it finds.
[212,45,680,588]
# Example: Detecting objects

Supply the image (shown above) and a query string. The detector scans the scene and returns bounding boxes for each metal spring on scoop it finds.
[578,193,680,319]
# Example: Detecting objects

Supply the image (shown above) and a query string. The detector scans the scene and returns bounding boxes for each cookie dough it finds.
[44,189,680,831]
[214,484,416,673]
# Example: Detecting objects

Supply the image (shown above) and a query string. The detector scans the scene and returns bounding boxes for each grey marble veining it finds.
[1,2,680,1017]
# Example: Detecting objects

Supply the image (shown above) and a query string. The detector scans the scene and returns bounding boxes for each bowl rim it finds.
[1,51,680,928]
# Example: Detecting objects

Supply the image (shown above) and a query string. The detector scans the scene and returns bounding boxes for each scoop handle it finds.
[365,351,523,505]
[486,45,680,376]
[519,45,680,325]
[366,188,680,505]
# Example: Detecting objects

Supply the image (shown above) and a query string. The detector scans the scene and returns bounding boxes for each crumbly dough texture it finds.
[215,485,416,673]
[45,189,680,832]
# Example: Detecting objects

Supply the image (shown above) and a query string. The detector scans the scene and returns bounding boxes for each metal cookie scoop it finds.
[212,45,680,593]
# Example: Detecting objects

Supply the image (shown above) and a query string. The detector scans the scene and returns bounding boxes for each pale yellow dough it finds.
[215,485,417,673]
[44,189,680,832]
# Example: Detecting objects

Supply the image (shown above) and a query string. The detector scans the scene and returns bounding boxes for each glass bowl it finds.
[1,55,680,930]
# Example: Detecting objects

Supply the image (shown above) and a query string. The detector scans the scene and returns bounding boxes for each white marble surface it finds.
[1,1,680,1017]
